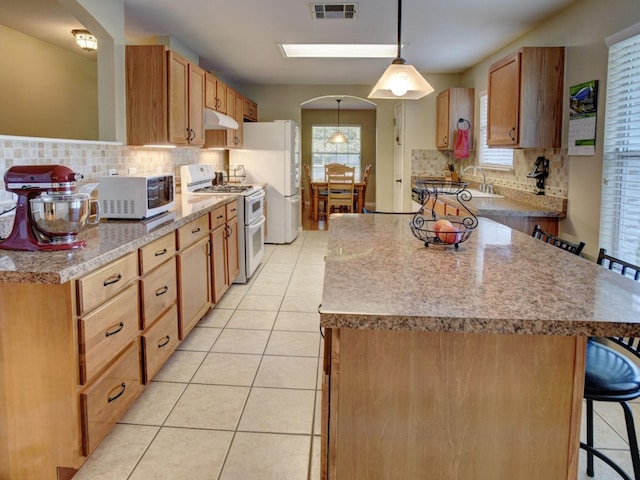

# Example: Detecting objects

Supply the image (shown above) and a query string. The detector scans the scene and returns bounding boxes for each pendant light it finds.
[328,99,348,144]
[368,0,434,100]
[71,29,98,52]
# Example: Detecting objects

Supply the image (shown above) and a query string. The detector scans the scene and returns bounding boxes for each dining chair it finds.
[580,248,640,480]
[531,224,585,255]
[325,163,354,179]
[303,163,326,219]
[354,164,372,212]
[326,166,355,216]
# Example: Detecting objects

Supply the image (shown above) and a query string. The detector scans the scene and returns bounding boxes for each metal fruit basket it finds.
[410,180,478,248]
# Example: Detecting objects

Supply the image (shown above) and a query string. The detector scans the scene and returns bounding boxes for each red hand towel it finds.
[454,128,469,158]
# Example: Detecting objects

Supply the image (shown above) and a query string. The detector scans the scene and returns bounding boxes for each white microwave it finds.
[98,174,175,219]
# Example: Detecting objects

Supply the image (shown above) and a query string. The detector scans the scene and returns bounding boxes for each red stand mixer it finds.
[0,165,98,251]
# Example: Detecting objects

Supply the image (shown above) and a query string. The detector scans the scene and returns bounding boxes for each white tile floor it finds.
[73,229,640,480]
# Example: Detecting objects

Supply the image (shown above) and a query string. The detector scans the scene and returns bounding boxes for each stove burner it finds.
[194,184,252,194]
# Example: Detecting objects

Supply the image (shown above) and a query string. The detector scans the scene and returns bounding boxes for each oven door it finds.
[244,188,265,225]
[245,215,265,278]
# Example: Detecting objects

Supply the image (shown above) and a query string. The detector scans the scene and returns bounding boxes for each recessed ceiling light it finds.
[280,44,398,58]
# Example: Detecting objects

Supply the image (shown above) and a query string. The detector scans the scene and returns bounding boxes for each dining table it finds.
[311,179,366,221]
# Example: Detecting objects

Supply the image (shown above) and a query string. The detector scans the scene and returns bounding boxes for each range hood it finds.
[204,108,238,130]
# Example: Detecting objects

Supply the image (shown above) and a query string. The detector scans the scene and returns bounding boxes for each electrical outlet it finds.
[128,167,137,175]
[108,168,117,176]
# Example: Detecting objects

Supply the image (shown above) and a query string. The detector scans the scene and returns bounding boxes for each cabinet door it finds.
[188,64,205,146]
[487,52,520,146]
[211,224,228,303]
[234,93,244,147]
[216,78,227,114]
[225,89,237,147]
[226,216,240,283]
[436,90,450,149]
[167,51,189,145]
[177,236,211,339]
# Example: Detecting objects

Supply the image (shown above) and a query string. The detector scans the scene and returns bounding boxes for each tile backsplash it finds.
[411,148,569,199]
[0,136,226,196]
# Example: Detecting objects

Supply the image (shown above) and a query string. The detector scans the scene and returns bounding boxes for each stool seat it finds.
[585,340,640,399]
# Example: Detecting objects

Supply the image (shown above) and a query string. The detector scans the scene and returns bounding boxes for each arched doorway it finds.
[300,95,376,225]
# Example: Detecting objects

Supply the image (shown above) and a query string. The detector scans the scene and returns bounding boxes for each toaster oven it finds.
[98,174,175,219]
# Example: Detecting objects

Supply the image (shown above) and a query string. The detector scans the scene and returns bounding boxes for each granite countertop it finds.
[319,214,640,337]
[411,176,566,218]
[0,193,236,284]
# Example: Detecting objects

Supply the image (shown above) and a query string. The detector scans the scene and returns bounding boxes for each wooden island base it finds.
[321,328,586,480]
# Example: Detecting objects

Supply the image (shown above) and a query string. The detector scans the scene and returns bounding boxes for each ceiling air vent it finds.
[311,3,357,19]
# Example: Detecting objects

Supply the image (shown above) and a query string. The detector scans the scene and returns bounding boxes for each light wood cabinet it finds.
[210,201,240,303]
[205,73,227,114]
[436,88,474,150]
[126,45,205,146]
[139,233,179,383]
[177,217,212,339]
[487,47,564,148]
[244,97,258,121]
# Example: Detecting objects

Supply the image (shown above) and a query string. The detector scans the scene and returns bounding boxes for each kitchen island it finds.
[319,214,640,480]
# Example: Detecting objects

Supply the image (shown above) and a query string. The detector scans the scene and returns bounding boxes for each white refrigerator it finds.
[230,120,301,244]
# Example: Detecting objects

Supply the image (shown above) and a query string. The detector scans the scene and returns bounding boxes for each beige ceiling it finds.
[1,0,575,108]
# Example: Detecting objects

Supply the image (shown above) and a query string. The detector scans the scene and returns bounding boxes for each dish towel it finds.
[454,128,469,158]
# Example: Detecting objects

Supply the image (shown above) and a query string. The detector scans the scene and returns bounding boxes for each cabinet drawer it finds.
[80,342,142,456]
[210,205,226,230]
[142,303,179,383]
[77,252,138,315]
[140,258,177,329]
[176,215,209,250]
[78,283,140,385]
[139,233,176,275]
[226,200,238,220]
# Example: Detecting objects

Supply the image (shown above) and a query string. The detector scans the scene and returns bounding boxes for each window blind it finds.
[599,29,640,263]
[478,93,513,169]
[311,125,361,181]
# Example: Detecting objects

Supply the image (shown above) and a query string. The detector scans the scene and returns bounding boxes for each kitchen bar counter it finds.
[319,214,640,480]
[0,193,235,284]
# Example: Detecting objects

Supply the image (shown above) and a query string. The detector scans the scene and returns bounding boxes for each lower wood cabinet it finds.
[142,303,179,383]
[210,201,240,303]
[80,341,143,456]
[177,228,211,339]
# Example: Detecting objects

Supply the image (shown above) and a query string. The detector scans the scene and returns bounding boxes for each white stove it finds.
[181,164,265,283]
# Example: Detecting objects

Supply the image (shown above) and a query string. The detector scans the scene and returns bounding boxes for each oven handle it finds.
[248,188,265,201]
[249,215,266,230]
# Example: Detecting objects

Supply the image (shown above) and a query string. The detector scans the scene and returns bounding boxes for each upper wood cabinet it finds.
[205,87,244,148]
[244,97,258,122]
[126,45,205,146]
[487,47,564,148]
[436,88,474,150]
[205,73,227,114]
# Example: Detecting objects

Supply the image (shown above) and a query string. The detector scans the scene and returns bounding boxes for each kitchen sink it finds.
[465,188,503,198]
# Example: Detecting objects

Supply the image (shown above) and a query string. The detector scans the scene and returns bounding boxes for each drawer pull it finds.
[103,274,122,287]
[158,336,171,348]
[107,382,126,403]
[105,322,125,337]
[155,286,169,297]
[154,248,168,257]
[217,214,224,220]
[191,226,201,234]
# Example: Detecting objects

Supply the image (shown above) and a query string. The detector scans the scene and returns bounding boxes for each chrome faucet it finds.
[460,166,491,193]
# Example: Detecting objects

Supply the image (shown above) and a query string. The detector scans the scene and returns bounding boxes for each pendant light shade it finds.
[328,99,348,144]
[72,29,98,51]
[368,0,433,100]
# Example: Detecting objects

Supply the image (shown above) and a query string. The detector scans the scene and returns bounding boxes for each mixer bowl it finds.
[30,193,98,243]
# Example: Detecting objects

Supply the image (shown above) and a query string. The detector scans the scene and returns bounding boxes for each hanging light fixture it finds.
[328,99,348,144]
[368,0,434,100]
[71,29,98,52]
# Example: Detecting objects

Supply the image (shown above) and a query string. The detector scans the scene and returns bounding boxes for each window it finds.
[478,92,513,169]
[600,26,640,263]
[311,125,361,181]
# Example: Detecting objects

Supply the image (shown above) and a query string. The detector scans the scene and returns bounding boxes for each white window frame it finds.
[311,125,361,181]
[477,91,513,170]
[599,23,640,263]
